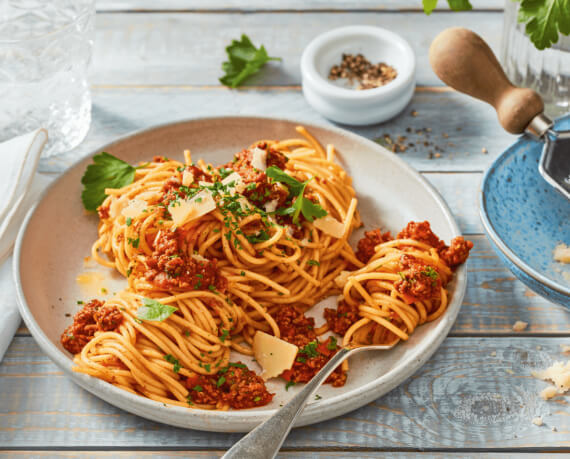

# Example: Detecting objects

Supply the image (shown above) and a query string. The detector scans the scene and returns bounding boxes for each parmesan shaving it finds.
[263,199,279,213]
[169,189,216,227]
[253,331,298,381]
[121,199,148,219]
[314,215,345,239]
[532,416,543,426]
[182,168,194,187]
[334,270,352,289]
[222,172,246,195]
[251,147,267,171]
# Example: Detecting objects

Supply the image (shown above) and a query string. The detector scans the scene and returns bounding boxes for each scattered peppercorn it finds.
[328,53,397,90]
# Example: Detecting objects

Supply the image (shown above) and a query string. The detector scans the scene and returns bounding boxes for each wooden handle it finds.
[429,27,543,134]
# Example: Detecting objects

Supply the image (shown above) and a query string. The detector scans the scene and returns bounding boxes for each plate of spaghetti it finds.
[15,117,471,432]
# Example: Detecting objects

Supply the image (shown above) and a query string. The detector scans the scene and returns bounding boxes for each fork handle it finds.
[429,27,545,135]
[222,347,351,459]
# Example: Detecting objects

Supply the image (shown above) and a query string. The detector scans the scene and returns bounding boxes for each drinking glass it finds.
[501,0,570,117]
[0,0,95,157]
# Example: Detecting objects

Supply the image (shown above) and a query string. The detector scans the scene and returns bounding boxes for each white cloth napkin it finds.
[0,129,51,362]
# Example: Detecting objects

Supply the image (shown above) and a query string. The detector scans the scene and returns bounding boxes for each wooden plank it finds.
[96,0,503,12]
[0,453,558,458]
[11,235,570,337]
[40,88,514,174]
[1,337,568,449]
[90,12,503,86]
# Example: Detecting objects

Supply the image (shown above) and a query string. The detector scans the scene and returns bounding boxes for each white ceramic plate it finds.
[14,116,466,432]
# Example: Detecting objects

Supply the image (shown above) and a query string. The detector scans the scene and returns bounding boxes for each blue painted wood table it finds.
[1,1,568,457]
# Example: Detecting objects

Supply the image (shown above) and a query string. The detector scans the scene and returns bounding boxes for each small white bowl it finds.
[301,25,416,126]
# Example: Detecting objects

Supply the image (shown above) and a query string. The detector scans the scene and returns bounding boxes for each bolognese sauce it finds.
[61,299,122,354]
[185,362,274,409]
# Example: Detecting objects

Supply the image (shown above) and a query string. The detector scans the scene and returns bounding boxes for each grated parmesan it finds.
[512,320,528,332]
[553,243,570,263]
[532,416,543,426]
[532,361,570,394]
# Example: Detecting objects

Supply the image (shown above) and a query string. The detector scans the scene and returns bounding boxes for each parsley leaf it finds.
[422,0,472,15]
[327,336,338,351]
[285,380,296,391]
[266,166,327,224]
[517,0,570,50]
[136,298,177,322]
[216,376,226,387]
[307,259,320,266]
[81,152,137,211]
[219,34,281,88]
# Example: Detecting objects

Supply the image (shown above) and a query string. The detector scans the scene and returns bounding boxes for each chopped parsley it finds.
[204,363,211,372]
[315,394,322,400]
[192,385,203,392]
[254,396,261,402]
[219,329,230,342]
[285,380,296,391]
[216,376,226,387]
[126,217,132,226]
[299,341,320,358]
[327,336,338,351]
[164,354,181,373]
[127,237,140,248]
[307,259,320,266]
[77,300,84,305]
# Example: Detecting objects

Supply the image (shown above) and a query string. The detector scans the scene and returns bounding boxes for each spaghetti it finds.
[60,127,472,410]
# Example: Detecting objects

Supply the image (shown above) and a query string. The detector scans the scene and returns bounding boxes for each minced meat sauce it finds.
[355,229,393,263]
[145,229,227,292]
[273,306,347,387]
[185,362,274,409]
[222,143,289,208]
[61,299,123,354]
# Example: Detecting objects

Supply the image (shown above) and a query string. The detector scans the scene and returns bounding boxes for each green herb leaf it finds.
[422,0,472,14]
[422,0,438,14]
[307,259,320,266]
[299,341,320,358]
[327,336,338,351]
[136,298,177,322]
[216,376,226,387]
[81,152,137,211]
[285,380,296,391]
[219,34,281,88]
[421,266,439,280]
[446,0,473,11]
[517,0,570,50]
[254,396,261,402]
[192,385,203,392]
[164,354,181,373]
[266,166,304,195]
[266,166,327,224]
[219,329,230,342]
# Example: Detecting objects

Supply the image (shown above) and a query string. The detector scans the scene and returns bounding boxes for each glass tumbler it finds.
[501,0,570,117]
[0,0,95,157]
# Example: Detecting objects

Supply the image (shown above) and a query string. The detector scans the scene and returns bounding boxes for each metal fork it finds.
[222,342,396,459]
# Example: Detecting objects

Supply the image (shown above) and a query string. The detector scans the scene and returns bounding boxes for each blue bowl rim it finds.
[479,117,570,298]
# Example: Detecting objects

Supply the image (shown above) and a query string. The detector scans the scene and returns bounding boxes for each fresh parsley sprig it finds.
[81,152,145,211]
[516,0,570,50]
[266,166,327,225]
[219,34,281,88]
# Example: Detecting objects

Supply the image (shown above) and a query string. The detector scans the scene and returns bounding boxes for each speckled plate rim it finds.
[479,132,570,298]
[14,115,467,432]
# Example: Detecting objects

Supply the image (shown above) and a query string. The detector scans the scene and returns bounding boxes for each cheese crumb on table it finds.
[532,360,570,397]
[512,320,528,332]
[561,344,570,355]
[540,386,558,400]
[490,351,497,357]
[532,416,543,426]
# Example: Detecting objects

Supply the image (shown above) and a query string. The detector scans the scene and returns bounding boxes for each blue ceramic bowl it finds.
[480,114,570,308]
